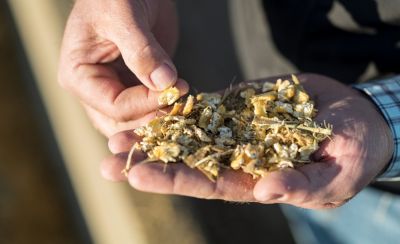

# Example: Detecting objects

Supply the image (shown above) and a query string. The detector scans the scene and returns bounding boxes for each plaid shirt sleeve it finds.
[354,76,400,180]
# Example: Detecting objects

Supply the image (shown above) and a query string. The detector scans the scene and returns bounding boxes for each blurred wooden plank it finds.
[0,4,88,243]
[7,1,148,243]
[228,0,296,79]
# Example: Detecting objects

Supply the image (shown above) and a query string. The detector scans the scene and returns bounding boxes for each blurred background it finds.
[1,0,294,243]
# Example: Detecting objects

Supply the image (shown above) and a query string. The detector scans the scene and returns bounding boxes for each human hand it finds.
[101,74,394,209]
[58,0,188,137]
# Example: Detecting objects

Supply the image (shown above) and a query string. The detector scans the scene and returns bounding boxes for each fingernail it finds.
[175,79,190,94]
[150,63,177,90]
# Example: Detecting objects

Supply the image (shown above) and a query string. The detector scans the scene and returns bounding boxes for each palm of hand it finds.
[103,74,393,209]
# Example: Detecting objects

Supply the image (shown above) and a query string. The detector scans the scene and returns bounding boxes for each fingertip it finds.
[100,154,128,182]
[175,78,190,95]
[108,130,138,154]
[128,163,174,194]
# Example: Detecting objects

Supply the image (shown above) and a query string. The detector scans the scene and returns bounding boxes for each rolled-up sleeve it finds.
[354,76,400,180]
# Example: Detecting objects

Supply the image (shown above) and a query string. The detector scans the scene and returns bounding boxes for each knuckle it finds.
[205,182,220,200]
[126,43,152,66]
[135,42,153,60]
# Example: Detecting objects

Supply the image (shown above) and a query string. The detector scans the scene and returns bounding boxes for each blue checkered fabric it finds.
[354,76,400,180]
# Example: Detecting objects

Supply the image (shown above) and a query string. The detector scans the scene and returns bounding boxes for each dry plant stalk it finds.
[122,75,332,181]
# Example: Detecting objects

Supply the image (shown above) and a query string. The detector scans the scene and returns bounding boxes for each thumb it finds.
[112,25,178,91]
[253,162,341,208]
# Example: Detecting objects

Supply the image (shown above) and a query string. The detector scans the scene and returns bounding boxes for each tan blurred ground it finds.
[0,3,86,243]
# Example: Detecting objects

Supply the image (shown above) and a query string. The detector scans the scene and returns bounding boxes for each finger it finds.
[101,153,257,202]
[108,130,142,154]
[83,103,157,137]
[253,162,342,208]
[100,153,126,182]
[129,163,257,202]
[73,64,188,121]
[100,152,146,182]
[109,12,178,91]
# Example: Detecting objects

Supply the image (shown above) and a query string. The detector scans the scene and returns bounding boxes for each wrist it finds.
[353,76,400,180]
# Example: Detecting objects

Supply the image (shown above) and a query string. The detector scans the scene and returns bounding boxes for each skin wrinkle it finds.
[66,20,100,63]
[114,99,141,122]
[91,42,120,64]
[88,73,121,107]
[299,168,328,204]
[168,164,179,195]
[353,110,389,184]
[182,167,216,199]
[145,77,154,101]
[206,174,222,200]
[126,42,154,66]
[85,91,157,136]
[112,86,155,121]
[274,122,368,210]
[327,131,366,193]
[216,172,255,202]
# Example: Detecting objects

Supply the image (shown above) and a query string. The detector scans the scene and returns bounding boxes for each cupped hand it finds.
[102,74,394,208]
[58,0,188,137]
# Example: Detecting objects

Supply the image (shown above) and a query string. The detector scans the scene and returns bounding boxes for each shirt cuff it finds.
[354,76,400,181]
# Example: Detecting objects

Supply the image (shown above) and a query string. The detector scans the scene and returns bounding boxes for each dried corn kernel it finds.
[158,87,180,106]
